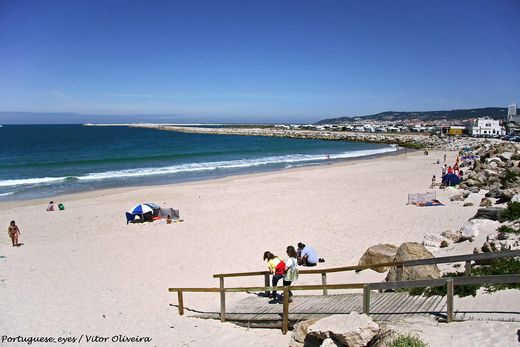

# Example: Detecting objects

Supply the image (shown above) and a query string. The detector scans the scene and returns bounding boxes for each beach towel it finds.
[413,199,444,207]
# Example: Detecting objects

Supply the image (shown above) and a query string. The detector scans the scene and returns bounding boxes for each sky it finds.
[0,0,519,124]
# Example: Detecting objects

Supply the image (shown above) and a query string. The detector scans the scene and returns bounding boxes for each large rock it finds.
[358,244,399,273]
[386,242,441,281]
[461,219,500,239]
[450,193,465,201]
[499,152,514,161]
[422,233,448,248]
[479,197,493,207]
[291,318,322,344]
[307,312,379,347]
[471,207,505,221]
[512,194,520,203]
[442,230,462,243]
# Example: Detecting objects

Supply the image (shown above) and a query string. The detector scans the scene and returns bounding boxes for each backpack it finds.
[284,259,299,282]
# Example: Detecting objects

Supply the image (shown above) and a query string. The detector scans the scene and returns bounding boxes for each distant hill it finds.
[315,107,508,124]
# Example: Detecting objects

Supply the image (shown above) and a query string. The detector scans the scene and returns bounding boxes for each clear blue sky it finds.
[0,0,519,123]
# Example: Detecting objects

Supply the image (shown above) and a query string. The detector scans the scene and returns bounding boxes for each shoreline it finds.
[0,145,405,205]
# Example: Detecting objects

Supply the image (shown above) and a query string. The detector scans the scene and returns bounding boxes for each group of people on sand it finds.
[46,201,65,211]
[263,242,325,303]
[432,154,464,188]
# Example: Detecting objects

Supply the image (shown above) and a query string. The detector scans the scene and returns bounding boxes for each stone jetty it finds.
[118,124,503,151]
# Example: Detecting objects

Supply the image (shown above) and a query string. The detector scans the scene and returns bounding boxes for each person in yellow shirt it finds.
[263,251,285,299]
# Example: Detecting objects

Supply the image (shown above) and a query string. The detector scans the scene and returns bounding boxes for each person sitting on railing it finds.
[263,251,286,300]
[297,242,325,267]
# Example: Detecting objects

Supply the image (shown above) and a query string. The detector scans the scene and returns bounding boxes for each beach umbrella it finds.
[128,204,153,215]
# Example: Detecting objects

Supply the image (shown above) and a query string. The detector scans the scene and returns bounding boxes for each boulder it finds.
[468,186,480,194]
[450,193,465,201]
[479,198,493,207]
[386,242,441,281]
[481,242,495,252]
[307,312,379,347]
[499,152,513,161]
[291,318,322,344]
[512,194,520,203]
[471,207,505,221]
[485,187,502,199]
[442,230,462,243]
[462,219,500,239]
[358,244,399,273]
[422,233,447,248]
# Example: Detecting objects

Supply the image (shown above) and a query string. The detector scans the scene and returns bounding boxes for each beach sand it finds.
[1,150,519,346]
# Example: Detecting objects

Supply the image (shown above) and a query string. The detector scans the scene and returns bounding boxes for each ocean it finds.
[0,125,397,200]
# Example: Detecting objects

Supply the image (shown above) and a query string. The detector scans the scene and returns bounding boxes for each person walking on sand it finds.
[46,201,55,211]
[283,246,299,302]
[263,251,286,300]
[431,175,436,188]
[443,154,447,163]
[8,220,20,247]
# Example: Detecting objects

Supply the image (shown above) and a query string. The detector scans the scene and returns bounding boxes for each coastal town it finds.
[276,103,520,140]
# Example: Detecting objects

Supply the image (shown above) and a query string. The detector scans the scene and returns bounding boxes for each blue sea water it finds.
[0,125,397,200]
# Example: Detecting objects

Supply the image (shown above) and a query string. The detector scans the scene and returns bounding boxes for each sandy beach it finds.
[1,150,519,346]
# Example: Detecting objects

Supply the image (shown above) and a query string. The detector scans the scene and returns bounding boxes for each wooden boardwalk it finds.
[193,292,520,328]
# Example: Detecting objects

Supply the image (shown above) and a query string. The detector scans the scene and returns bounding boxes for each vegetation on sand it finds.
[389,335,428,347]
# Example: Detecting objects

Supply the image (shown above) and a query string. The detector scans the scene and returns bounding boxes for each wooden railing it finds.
[169,250,520,334]
[213,250,520,295]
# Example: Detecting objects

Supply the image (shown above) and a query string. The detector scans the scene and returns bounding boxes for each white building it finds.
[471,117,505,137]
[508,104,517,121]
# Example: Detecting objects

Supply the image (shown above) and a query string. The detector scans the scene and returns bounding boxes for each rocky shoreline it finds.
[118,124,502,151]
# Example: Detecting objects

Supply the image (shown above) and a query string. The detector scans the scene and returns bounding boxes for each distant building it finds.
[470,117,505,137]
[508,104,517,121]
[448,126,465,136]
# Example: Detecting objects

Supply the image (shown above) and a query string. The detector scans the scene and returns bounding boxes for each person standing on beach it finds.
[263,251,285,299]
[284,246,299,302]
[46,201,55,211]
[8,220,20,247]
[444,154,447,163]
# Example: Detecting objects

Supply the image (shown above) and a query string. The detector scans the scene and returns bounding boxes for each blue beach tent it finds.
[442,173,460,186]
[126,204,153,224]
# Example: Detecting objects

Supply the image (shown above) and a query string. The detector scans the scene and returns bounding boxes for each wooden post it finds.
[264,273,270,296]
[396,265,404,281]
[321,273,328,295]
[464,261,471,277]
[363,284,370,315]
[446,279,454,323]
[219,277,226,322]
[282,287,290,335]
[177,290,184,315]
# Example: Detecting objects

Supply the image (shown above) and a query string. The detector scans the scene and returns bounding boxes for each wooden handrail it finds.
[169,274,520,295]
[169,273,520,333]
[212,250,520,278]
[173,250,520,334]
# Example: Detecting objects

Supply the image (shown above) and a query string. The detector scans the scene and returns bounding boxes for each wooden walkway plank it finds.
[191,291,520,326]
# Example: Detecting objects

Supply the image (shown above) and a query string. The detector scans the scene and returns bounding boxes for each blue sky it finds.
[0,0,519,123]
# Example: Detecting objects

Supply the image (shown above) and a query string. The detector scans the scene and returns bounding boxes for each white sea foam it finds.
[0,146,397,187]
[0,191,14,196]
[0,176,67,188]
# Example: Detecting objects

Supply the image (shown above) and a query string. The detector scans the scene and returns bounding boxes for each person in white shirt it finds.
[297,242,325,266]
[284,245,299,302]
